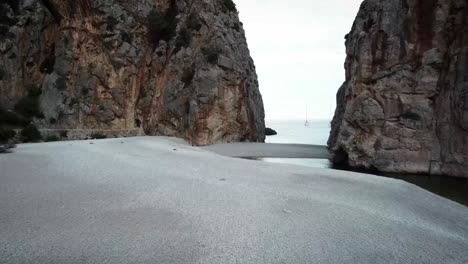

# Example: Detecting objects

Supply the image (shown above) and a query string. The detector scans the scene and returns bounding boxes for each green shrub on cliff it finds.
[175,27,191,51]
[0,127,16,143]
[186,13,202,31]
[56,77,67,91]
[106,16,119,31]
[4,0,19,12]
[14,88,43,119]
[90,133,106,139]
[181,67,195,87]
[0,3,18,26]
[40,55,55,74]
[0,107,28,127]
[401,111,421,121]
[221,0,237,13]
[148,3,178,47]
[232,23,240,32]
[45,135,60,142]
[21,124,42,142]
[59,130,68,139]
[202,47,221,64]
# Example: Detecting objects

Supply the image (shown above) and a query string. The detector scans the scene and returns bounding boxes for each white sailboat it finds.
[305,104,310,126]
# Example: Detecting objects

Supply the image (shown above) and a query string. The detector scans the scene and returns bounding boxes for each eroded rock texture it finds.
[0,0,265,145]
[329,0,468,177]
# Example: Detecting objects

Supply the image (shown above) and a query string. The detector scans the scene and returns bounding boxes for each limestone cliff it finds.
[329,0,468,177]
[0,0,265,145]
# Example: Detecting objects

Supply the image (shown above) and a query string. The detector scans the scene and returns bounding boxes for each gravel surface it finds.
[0,137,467,263]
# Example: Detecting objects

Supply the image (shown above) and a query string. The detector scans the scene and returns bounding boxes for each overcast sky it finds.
[235,0,363,121]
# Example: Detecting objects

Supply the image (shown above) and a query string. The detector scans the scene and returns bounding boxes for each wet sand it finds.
[202,142,331,159]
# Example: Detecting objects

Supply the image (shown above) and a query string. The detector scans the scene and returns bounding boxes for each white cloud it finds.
[235,0,363,120]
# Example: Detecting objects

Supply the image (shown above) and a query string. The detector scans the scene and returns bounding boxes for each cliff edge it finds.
[329,0,468,177]
[0,0,265,145]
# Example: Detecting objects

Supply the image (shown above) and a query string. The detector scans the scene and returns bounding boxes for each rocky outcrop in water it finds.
[265,127,277,136]
[0,0,265,145]
[329,0,468,177]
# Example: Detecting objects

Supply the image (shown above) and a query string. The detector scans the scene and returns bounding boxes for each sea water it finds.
[264,120,332,169]
[264,119,468,206]
[265,120,330,145]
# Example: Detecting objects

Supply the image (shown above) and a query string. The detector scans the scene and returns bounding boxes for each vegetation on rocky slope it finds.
[0,0,266,146]
[148,3,178,47]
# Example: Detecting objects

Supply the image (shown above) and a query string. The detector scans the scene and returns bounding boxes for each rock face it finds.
[329,0,468,177]
[0,0,265,145]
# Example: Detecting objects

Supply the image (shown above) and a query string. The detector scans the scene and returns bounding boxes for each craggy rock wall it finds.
[329,0,468,177]
[0,0,265,145]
